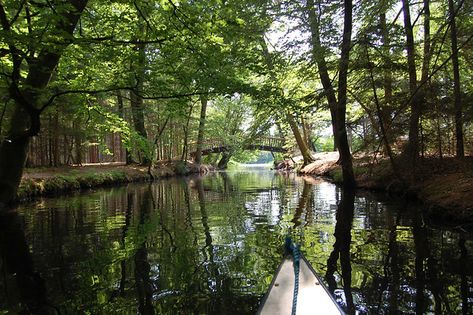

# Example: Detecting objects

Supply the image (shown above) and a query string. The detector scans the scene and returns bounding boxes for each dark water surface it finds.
[1,170,472,314]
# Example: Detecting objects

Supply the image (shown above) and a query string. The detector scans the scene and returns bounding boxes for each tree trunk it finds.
[258,37,314,165]
[0,0,88,206]
[448,0,464,157]
[436,107,443,158]
[402,0,422,169]
[217,151,232,169]
[380,12,392,107]
[301,116,316,151]
[307,0,339,151]
[336,0,355,187]
[53,110,59,166]
[420,0,431,162]
[130,42,150,165]
[194,94,208,165]
[0,107,31,206]
[286,113,314,166]
[307,0,354,186]
[380,11,393,151]
[116,90,132,164]
[421,0,431,84]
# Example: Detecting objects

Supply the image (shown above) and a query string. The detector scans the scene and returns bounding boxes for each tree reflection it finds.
[118,192,133,297]
[459,236,469,315]
[384,211,401,313]
[195,177,226,312]
[0,212,55,314]
[134,188,156,315]
[325,188,355,314]
[412,210,428,315]
[292,181,312,228]
[3,172,472,314]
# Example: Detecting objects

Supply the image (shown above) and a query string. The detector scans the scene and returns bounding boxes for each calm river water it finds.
[0,169,472,314]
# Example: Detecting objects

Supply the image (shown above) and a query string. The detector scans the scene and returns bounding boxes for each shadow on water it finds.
[0,170,472,314]
[0,212,55,314]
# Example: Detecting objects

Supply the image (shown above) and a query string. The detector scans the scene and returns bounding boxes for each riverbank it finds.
[18,161,213,201]
[15,155,473,226]
[299,152,473,226]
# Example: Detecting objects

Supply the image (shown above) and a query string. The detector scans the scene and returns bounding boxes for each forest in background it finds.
[1,0,472,205]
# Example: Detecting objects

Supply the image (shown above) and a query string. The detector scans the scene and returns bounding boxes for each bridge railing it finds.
[188,136,287,154]
[255,137,285,149]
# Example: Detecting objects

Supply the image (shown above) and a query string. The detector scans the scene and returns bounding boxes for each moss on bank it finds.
[19,167,147,200]
[18,161,213,201]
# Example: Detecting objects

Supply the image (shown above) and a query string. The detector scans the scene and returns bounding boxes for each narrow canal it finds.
[1,169,472,314]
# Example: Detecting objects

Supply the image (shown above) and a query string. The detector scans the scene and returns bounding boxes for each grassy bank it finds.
[18,161,212,201]
[299,152,473,226]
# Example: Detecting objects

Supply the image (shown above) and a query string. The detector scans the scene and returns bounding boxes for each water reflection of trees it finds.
[291,181,313,228]
[325,188,356,314]
[1,172,472,314]
[134,188,156,315]
[296,182,473,314]
[0,213,54,313]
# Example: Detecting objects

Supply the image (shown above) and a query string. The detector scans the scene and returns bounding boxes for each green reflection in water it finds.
[0,170,472,314]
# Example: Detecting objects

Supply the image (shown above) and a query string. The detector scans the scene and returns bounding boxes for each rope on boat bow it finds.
[285,236,300,315]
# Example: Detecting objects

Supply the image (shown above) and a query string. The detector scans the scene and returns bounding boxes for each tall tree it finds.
[379,2,394,146]
[194,94,208,165]
[401,0,422,168]
[259,37,314,166]
[448,0,464,157]
[307,0,355,186]
[0,0,88,206]
[336,0,355,186]
[130,41,150,165]
[307,0,339,151]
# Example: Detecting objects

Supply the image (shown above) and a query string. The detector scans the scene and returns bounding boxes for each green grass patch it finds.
[18,169,132,200]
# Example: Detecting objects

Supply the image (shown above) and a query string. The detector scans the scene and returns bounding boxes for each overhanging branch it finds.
[40,86,213,112]
[74,36,173,45]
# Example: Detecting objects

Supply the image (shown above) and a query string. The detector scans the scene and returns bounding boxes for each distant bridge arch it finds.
[189,137,287,157]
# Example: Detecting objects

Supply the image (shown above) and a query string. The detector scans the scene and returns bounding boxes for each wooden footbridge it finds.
[189,137,287,157]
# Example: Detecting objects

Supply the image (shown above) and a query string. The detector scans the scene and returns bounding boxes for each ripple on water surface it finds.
[1,171,472,314]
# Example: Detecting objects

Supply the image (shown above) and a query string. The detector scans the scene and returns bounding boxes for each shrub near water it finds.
[77,171,128,188]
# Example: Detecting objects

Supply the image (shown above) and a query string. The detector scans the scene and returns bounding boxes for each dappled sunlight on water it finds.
[1,170,472,314]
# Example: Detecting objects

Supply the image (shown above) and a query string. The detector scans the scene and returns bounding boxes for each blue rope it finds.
[285,236,300,315]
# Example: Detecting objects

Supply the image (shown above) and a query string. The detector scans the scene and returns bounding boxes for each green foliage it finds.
[174,160,189,175]
[1,0,472,184]
[315,136,334,152]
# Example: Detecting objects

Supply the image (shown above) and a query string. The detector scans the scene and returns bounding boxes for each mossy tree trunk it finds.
[116,90,133,164]
[217,151,232,169]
